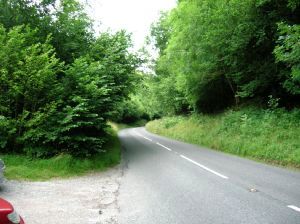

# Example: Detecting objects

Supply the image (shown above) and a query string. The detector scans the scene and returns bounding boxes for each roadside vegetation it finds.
[1,121,137,181]
[131,0,300,168]
[1,0,300,177]
[147,108,300,168]
[0,0,141,180]
[1,133,120,181]
[136,0,300,117]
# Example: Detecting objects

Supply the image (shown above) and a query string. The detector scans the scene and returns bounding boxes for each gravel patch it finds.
[0,166,122,224]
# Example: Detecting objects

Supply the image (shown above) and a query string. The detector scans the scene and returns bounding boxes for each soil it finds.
[0,166,122,224]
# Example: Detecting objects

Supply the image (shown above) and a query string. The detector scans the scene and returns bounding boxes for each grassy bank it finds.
[1,129,121,181]
[146,108,300,168]
[1,120,147,181]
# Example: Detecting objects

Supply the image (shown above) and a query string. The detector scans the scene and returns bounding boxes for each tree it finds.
[274,23,300,95]
[0,25,61,152]
[146,0,300,114]
[0,1,141,157]
[149,11,172,54]
[0,0,94,64]
[51,0,94,63]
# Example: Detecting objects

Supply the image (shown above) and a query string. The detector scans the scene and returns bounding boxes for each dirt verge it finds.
[0,166,122,224]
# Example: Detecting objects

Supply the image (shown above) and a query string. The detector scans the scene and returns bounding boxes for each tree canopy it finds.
[140,0,300,116]
[0,0,140,157]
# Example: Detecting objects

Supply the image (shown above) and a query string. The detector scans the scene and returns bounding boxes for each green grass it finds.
[0,120,147,181]
[0,133,121,181]
[146,107,300,168]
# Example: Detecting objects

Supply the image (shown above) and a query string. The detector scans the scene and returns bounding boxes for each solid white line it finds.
[287,205,300,213]
[180,155,229,179]
[142,136,153,142]
[156,142,172,152]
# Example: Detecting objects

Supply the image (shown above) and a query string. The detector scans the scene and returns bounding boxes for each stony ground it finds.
[0,166,122,224]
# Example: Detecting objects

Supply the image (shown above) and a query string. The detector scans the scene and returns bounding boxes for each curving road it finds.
[118,127,300,224]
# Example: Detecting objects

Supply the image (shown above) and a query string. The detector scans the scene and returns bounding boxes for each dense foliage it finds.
[1,0,300,160]
[140,0,300,116]
[140,0,300,168]
[0,0,139,157]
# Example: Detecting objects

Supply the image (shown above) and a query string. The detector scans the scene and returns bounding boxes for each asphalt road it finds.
[118,127,300,224]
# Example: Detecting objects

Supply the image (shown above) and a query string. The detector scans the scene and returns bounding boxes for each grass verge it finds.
[146,107,300,168]
[1,130,121,181]
[0,120,147,181]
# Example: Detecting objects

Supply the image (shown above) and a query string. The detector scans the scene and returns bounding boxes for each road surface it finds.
[118,127,300,224]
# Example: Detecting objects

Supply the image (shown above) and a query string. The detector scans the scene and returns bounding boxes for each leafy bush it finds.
[0,25,61,153]
[274,23,300,95]
[18,33,138,158]
[1,131,121,180]
[114,97,148,123]
[0,116,16,151]
[0,2,140,158]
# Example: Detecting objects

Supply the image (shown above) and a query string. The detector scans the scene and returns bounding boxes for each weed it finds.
[0,133,121,181]
[146,107,300,168]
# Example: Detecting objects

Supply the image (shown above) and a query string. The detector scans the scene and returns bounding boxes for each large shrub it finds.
[0,25,61,153]
[0,3,140,158]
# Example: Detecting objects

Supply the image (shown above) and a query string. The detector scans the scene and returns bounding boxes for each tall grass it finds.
[0,121,148,181]
[146,107,300,168]
[1,131,121,181]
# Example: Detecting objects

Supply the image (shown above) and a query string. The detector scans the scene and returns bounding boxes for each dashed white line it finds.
[133,131,152,142]
[132,130,300,215]
[133,131,228,179]
[142,136,153,142]
[287,205,300,213]
[180,155,229,179]
[156,142,172,152]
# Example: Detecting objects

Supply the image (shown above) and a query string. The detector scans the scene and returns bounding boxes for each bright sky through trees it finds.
[84,0,177,49]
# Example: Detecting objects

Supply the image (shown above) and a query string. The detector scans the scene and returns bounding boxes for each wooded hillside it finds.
[138,0,300,117]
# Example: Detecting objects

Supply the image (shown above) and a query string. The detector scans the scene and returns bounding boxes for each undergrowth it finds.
[1,127,121,181]
[146,107,300,168]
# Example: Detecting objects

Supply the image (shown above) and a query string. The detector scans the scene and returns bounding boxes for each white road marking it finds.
[142,136,153,142]
[133,130,228,180]
[133,131,153,142]
[287,205,300,213]
[180,155,229,179]
[156,142,172,152]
